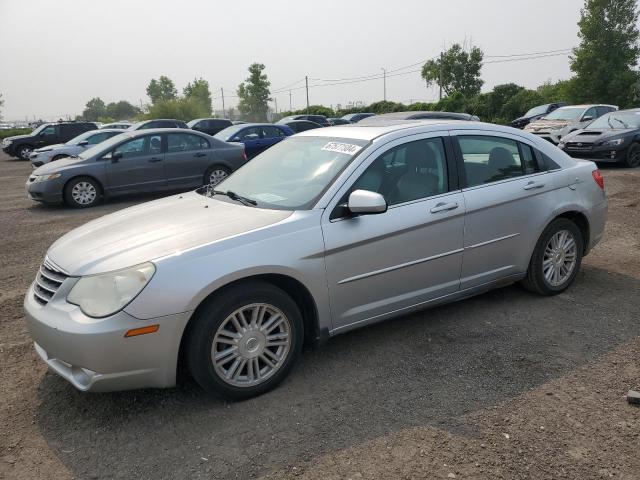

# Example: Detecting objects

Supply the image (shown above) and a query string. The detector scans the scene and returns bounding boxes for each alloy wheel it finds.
[543,229,577,287]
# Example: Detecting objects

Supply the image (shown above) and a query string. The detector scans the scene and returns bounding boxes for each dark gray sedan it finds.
[25,129,246,208]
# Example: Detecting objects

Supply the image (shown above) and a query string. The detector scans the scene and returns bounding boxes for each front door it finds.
[105,134,166,194]
[452,131,559,289]
[322,134,465,332]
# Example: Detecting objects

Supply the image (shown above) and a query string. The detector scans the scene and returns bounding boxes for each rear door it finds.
[236,126,263,158]
[260,126,287,153]
[452,131,558,289]
[164,132,212,188]
[105,133,166,193]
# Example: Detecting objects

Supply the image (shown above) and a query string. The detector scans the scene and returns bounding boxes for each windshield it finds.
[206,136,370,209]
[213,124,245,141]
[587,111,640,130]
[78,132,131,159]
[544,107,584,121]
[65,130,98,145]
[187,119,201,128]
[524,105,549,117]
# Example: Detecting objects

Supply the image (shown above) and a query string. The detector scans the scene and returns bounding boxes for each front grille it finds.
[565,142,593,151]
[34,258,69,305]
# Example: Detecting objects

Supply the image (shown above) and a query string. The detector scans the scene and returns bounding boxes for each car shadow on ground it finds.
[35,266,640,479]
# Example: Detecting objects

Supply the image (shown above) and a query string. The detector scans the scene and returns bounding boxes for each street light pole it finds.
[305,76,310,114]
[381,68,387,102]
[221,87,226,118]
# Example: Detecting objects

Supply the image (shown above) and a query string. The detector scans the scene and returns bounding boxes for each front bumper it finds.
[24,282,192,392]
[560,145,628,163]
[25,175,65,203]
[2,144,15,156]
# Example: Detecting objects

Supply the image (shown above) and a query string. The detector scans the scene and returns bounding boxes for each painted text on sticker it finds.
[321,142,362,155]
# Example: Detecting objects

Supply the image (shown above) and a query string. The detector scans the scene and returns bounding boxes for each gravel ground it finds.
[0,153,638,480]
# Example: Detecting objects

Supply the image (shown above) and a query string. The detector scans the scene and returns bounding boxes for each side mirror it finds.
[107,151,122,162]
[582,115,594,122]
[347,190,387,215]
[78,140,89,147]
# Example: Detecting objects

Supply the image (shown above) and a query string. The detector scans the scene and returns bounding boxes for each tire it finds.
[186,281,304,400]
[17,145,34,160]
[204,165,231,186]
[63,176,101,208]
[624,143,640,168]
[51,154,69,162]
[521,218,583,296]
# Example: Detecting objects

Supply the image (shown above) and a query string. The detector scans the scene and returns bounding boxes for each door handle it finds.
[193,152,206,157]
[523,181,545,190]
[148,157,162,163]
[430,202,459,213]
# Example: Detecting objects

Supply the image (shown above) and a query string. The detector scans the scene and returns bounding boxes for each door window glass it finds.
[113,135,162,158]
[87,132,111,145]
[352,137,448,206]
[40,126,56,136]
[458,136,525,187]
[238,127,262,140]
[582,107,598,120]
[262,126,285,138]
[168,133,209,152]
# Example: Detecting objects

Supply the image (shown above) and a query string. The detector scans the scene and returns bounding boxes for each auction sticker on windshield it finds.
[321,142,362,155]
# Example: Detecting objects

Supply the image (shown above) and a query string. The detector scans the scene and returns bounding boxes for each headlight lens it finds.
[67,263,155,318]
[32,173,62,182]
[601,138,624,147]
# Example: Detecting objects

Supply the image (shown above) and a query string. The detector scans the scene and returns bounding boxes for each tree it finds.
[105,100,140,120]
[570,0,640,107]
[237,63,271,122]
[145,97,209,121]
[422,44,484,97]
[82,97,107,121]
[146,76,177,104]
[183,77,212,115]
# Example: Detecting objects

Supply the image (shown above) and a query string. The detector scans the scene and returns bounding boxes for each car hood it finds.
[525,119,571,131]
[32,156,86,174]
[561,127,638,143]
[47,192,293,275]
[34,143,65,153]
[3,133,32,143]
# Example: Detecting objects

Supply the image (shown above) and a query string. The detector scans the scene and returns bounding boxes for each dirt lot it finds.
[0,153,639,480]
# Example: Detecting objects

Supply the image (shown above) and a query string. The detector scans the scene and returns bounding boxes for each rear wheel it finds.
[17,145,33,160]
[204,165,231,186]
[186,281,303,400]
[624,144,640,168]
[521,218,583,295]
[64,176,101,208]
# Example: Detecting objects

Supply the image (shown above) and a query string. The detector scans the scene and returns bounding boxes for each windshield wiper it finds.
[210,189,257,206]
[612,117,629,128]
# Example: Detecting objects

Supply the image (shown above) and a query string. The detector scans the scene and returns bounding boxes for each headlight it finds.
[32,173,62,183]
[558,142,566,149]
[67,263,155,318]
[3,139,12,147]
[601,138,625,147]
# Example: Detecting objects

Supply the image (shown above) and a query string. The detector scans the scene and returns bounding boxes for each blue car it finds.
[214,123,294,159]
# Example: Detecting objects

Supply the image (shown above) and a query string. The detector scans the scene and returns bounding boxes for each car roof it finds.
[116,128,209,138]
[91,128,125,133]
[557,104,617,109]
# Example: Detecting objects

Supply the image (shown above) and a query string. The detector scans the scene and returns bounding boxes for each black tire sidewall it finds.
[528,219,583,295]
[63,176,100,208]
[625,144,640,168]
[186,281,303,400]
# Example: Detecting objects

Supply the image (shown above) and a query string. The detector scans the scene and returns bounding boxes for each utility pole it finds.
[289,91,292,112]
[221,87,226,118]
[305,76,310,114]
[274,97,278,115]
[381,68,387,102]
[439,49,444,101]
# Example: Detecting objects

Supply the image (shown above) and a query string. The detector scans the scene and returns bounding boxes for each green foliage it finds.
[105,100,140,120]
[82,97,107,121]
[422,43,484,97]
[0,128,31,140]
[145,96,210,121]
[570,0,640,107]
[183,78,213,115]
[237,64,271,122]
[146,76,178,104]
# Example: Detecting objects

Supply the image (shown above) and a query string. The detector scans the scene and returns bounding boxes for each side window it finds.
[168,133,208,152]
[583,107,598,120]
[262,126,284,138]
[458,136,524,187]
[40,126,56,136]
[238,127,262,140]
[519,143,538,174]
[113,137,146,158]
[352,137,448,206]
[87,133,110,145]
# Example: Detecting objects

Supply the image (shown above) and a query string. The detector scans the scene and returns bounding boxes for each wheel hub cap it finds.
[543,229,577,287]
[71,182,96,205]
[211,303,291,387]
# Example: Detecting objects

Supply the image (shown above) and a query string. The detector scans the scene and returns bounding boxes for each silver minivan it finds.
[24,120,607,399]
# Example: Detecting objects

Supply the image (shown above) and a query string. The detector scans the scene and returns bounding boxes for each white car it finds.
[29,129,123,167]
[100,122,132,130]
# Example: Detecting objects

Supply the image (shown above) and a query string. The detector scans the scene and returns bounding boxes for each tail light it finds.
[592,169,605,190]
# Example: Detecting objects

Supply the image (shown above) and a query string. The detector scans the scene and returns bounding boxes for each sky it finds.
[0,0,585,121]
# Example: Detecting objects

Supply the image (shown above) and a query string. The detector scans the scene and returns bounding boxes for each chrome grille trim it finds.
[33,257,69,306]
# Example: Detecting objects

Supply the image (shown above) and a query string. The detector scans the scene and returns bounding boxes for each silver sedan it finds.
[24,119,607,398]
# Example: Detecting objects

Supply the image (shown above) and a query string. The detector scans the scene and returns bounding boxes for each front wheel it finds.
[624,144,640,168]
[186,281,303,400]
[17,145,33,160]
[64,176,101,208]
[204,165,231,186]
[521,218,583,295]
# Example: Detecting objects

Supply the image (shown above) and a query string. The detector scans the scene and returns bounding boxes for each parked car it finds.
[558,108,640,167]
[358,111,479,125]
[327,118,352,126]
[510,102,567,129]
[100,122,132,130]
[340,112,375,123]
[281,119,323,133]
[277,115,330,127]
[2,122,98,160]
[23,120,607,398]
[30,129,124,167]
[214,123,293,158]
[188,118,233,136]
[232,120,247,125]
[25,129,246,208]
[524,104,618,144]
[128,119,189,130]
